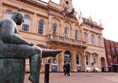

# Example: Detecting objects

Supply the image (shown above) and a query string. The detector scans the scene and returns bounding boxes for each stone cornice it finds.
[17,0,48,9]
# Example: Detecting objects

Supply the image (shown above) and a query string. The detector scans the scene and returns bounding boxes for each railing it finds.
[47,34,87,47]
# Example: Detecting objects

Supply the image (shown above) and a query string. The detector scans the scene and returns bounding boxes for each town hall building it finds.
[0,0,108,72]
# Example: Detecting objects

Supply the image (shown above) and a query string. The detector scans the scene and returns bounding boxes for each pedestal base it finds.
[0,59,25,83]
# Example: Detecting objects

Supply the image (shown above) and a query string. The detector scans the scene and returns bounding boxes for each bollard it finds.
[44,64,50,83]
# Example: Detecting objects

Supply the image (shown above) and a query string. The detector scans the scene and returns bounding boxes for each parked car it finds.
[86,67,93,72]
[94,67,99,72]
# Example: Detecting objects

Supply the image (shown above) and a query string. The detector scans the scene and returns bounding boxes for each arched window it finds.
[52,23,57,35]
[52,54,58,64]
[64,27,69,38]
[4,10,13,19]
[98,36,102,47]
[47,57,51,64]
[38,19,44,34]
[74,30,78,40]
[86,56,89,65]
[93,55,98,66]
[93,58,96,64]
[22,15,30,31]
[91,34,95,45]
[76,54,80,65]
[84,32,88,43]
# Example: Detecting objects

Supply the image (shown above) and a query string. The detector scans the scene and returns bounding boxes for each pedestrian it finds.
[65,62,70,76]
[63,62,67,76]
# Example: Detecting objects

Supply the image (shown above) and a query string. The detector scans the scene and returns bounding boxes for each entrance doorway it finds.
[64,51,71,63]
[64,50,72,71]
[101,57,106,72]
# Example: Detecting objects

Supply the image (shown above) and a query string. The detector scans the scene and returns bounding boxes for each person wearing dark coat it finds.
[63,62,67,75]
[66,62,70,76]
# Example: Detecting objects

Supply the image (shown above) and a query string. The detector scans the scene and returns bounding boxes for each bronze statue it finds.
[0,10,61,83]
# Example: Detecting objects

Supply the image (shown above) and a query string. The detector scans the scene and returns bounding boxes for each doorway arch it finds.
[64,51,71,63]
[101,57,106,72]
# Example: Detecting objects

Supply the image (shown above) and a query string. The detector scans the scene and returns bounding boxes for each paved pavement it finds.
[24,72,118,83]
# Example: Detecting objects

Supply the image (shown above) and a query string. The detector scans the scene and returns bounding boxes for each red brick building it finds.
[104,38,118,72]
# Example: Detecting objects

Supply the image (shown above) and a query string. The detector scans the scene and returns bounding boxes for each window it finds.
[91,34,95,45]
[64,27,69,38]
[92,54,98,66]
[4,10,13,19]
[108,55,112,58]
[112,48,115,51]
[38,19,44,34]
[52,23,57,35]
[76,54,80,65]
[93,57,96,64]
[22,15,30,31]
[107,46,111,50]
[52,56,57,64]
[86,56,89,65]
[84,32,88,43]
[52,55,58,64]
[74,30,78,40]
[116,48,118,55]
[97,36,102,47]
[47,58,51,64]
[113,55,117,59]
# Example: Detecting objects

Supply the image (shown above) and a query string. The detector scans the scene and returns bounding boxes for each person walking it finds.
[65,62,70,76]
[63,62,67,76]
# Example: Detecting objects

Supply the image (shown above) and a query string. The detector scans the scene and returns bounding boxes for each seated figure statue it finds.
[0,10,61,83]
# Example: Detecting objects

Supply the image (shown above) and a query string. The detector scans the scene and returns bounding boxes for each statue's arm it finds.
[0,21,2,27]
[14,27,19,34]
[4,34,34,46]
[0,20,33,46]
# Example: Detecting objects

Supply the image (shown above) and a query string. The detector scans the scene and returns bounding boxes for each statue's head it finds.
[11,9,24,25]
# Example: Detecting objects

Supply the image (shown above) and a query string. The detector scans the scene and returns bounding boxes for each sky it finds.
[42,0,118,42]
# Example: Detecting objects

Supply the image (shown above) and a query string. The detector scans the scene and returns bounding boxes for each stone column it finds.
[81,26,84,41]
[71,50,76,72]
[81,51,85,71]
[98,56,102,71]
[48,15,52,34]
[31,13,38,33]
[58,49,64,72]
[90,53,93,67]
[59,20,61,36]
[61,19,64,36]
[90,53,96,71]
[0,2,4,19]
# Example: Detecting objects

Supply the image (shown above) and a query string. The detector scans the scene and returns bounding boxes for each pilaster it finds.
[0,2,4,19]
[31,13,38,33]
[71,50,76,72]
[90,53,93,66]
[58,49,64,72]
[81,51,86,71]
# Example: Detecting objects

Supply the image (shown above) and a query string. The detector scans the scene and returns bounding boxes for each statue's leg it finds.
[0,44,38,58]
[29,54,42,83]
[0,44,42,83]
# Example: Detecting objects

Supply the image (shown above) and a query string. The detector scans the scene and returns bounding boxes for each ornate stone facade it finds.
[0,0,108,72]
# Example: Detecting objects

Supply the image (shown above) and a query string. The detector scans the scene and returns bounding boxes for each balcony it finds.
[47,34,87,48]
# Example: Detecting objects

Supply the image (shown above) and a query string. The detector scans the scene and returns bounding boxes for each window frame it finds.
[22,15,30,32]
[38,19,45,35]
[84,32,88,43]
[91,34,95,45]
[52,23,57,35]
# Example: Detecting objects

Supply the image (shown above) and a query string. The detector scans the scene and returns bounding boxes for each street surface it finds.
[25,72,118,83]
